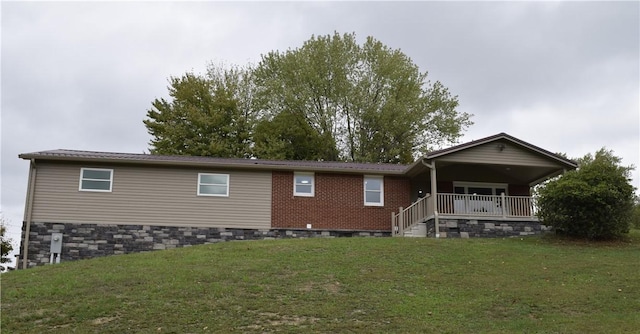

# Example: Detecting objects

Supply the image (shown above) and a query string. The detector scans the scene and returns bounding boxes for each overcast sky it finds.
[2,1,639,262]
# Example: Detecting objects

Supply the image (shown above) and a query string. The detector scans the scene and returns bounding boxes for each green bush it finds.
[536,149,636,239]
[632,200,640,229]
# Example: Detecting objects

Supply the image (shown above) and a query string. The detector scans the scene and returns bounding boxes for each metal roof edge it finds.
[19,150,407,175]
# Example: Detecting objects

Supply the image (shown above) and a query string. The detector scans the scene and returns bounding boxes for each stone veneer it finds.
[426,218,550,238]
[19,222,390,269]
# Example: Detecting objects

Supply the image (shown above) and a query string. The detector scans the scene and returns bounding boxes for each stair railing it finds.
[392,194,432,236]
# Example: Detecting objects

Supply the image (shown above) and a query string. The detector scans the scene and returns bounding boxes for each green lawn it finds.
[2,231,639,333]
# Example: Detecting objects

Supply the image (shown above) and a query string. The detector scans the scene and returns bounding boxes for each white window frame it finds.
[197,173,230,197]
[293,172,315,197]
[364,175,384,206]
[453,182,508,195]
[79,168,113,192]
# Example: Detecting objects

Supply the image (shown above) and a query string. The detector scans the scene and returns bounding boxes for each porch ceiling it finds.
[434,161,563,185]
[406,160,565,186]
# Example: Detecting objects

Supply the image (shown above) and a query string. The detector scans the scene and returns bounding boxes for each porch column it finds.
[430,161,439,238]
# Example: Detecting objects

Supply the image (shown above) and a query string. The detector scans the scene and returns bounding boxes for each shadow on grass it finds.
[538,228,640,247]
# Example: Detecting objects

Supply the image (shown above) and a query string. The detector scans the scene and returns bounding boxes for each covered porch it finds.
[392,133,577,237]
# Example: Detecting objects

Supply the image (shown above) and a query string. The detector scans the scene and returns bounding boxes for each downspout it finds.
[421,158,440,238]
[21,159,37,270]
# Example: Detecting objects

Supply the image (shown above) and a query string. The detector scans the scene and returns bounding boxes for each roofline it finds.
[18,133,578,176]
[18,152,407,175]
[424,132,578,168]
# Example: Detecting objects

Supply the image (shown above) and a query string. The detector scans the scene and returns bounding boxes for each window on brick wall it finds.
[364,175,384,206]
[294,172,314,197]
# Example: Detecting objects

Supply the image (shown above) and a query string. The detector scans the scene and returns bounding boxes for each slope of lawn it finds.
[2,231,639,333]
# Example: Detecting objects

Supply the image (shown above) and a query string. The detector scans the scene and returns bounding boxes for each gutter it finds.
[21,159,37,270]
[421,158,440,238]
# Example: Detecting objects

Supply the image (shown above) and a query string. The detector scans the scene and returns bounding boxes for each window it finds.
[79,168,113,192]
[453,182,507,196]
[364,175,384,206]
[452,182,508,215]
[198,173,229,197]
[294,172,314,197]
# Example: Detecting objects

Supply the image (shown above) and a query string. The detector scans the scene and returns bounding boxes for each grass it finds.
[2,231,639,333]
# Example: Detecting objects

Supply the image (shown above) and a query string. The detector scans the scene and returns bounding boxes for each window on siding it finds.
[364,175,384,206]
[198,173,229,197]
[294,172,314,197]
[79,168,113,192]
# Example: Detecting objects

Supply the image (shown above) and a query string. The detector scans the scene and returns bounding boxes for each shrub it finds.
[632,199,640,229]
[1,217,14,271]
[536,149,635,239]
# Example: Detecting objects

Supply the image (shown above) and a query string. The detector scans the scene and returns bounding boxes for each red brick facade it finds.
[508,184,531,196]
[271,171,411,231]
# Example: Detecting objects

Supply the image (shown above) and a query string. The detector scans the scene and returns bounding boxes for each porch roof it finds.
[404,133,577,185]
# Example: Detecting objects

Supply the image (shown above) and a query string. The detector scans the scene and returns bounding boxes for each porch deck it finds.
[392,193,537,237]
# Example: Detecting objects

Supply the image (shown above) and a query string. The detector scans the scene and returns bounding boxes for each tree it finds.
[252,32,472,163]
[253,111,327,161]
[1,215,14,271]
[632,197,640,229]
[144,64,256,157]
[536,149,636,239]
[144,32,472,162]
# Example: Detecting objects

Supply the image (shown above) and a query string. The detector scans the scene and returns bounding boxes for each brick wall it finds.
[508,184,531,196]
[272,172,411,231]
[437,181,454,193]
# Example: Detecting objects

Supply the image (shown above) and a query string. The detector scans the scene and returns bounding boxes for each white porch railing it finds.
[391,193,536,237]
[436,193,535,218]
[392,194,433,237]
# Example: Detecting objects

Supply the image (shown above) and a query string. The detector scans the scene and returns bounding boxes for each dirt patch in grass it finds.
[240,311,320,331]
[90,316,119,325]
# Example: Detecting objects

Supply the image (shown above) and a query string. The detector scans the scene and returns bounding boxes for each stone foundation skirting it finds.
[18,222,390,269]
[426,218,550,238]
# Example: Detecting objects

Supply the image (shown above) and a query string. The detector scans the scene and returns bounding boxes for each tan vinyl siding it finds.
[436,141,559,167]
[31,162,271,229]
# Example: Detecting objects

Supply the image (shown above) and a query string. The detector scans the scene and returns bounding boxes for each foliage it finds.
[2,235,640,333]
[144,65,256,157]
[536,148,636,239]
[253,32,472,163]
[632,197,640,229]
[1,215,14,269]
[252,111,327,160]
[144,32,472,163]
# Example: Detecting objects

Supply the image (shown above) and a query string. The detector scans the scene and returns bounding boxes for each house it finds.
[17,133,576,269]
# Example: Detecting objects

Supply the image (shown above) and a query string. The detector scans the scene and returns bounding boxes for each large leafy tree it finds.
[253,32,471,163]
[144,65,255,157]
[536,149,636,239]
[144,32,472,163]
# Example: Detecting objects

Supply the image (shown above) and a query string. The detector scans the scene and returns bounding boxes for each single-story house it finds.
[17,133,577,269]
